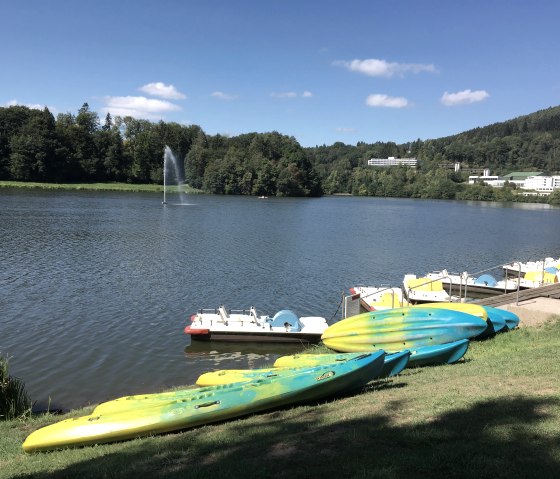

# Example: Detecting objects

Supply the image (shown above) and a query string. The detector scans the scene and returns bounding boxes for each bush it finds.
[548,189,560,205]
[0,355,32,420]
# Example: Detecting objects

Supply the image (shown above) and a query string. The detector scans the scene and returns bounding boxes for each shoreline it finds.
[0,181,202,194]
[1,181,558,205]
[2,316,558,477]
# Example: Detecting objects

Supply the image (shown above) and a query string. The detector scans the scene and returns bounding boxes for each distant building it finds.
[501,171,544,186]
[438,161,457,170]
[468,172,504,187]
[467,170,559,195]
[368,157,417,167]
[443,162,486,175]
[522,175,560,193]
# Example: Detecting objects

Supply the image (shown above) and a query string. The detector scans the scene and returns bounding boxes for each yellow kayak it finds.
[412,302,488,320]
[23,351,385,452]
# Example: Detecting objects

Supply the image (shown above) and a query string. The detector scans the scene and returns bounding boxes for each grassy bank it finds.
[1,318,559,479]
[0,181,202,194]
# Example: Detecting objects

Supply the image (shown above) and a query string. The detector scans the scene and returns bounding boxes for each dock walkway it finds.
[473,283,560,307]
[473,283,559,327]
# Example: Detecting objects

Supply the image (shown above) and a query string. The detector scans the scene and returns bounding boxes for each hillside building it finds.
[522,175,560,194]
[368,157,418,167]
[468,170,559,195]
[501,171,544,185]
[468,172,504,187]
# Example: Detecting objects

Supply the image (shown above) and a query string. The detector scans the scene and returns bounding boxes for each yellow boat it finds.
[23,352,385,452]
[195,350,410,386]
[413,302,488,320]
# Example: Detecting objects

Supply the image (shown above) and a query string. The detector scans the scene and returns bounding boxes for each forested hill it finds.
[443,105,560,141]
[414,105,560,172]
[0,102,559,200]
[308,106,560,182]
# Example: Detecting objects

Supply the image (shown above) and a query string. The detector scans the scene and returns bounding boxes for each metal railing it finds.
[404,274,454,302]
[341,257,556,317]
[455,263,522,302]
[352,285,403,309]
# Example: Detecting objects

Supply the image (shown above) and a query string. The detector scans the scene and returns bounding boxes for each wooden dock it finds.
[473,283,560,307]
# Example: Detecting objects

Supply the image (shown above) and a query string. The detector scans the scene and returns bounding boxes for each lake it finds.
[1,188,559,410]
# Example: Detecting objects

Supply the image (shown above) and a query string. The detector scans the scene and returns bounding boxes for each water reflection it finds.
[184,341,308,369]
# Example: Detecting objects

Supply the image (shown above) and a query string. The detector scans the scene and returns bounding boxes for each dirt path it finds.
[499,297,560,327]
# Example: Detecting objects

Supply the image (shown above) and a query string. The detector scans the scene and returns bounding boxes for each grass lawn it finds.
[0,181,202,194]
[1,318,559,479]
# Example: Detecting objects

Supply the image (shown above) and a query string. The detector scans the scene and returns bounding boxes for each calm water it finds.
[1,189,559,410]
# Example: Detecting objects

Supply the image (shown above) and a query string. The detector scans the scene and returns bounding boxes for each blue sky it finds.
[2,0,559,147]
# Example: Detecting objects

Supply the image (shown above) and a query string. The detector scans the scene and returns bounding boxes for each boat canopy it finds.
[270,310,302,331]
[406,277,444,291]
[474,274,498,287]
[524,271,558,284]
[377,292,408,308]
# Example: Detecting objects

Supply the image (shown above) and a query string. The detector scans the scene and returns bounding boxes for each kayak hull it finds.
[380,350,411,377]
[195,349,405,387]
[415,303,506,337]
[408,339,470,367]
[23,352,385,452]
[481,306,520,330]
[272,340,468,373]
[321,308,487,353]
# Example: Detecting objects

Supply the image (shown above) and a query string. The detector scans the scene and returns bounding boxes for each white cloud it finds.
[441,89,489,106]
[335,58,437,77]
[5,99,48,110]
[270,91,313,98]
[211,91,238,100]
[366,94,409,108]
[336,127,357,133]
[101,95,181,119]
[270,91,298,98]
[138,82,186,100]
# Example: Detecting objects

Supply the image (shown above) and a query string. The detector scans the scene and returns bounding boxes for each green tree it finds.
[202,158,227,194]
[95,126,125,181]
[548,189,560,205]
[7,108,58,181]
[185,130,210,189]
[252,160,277,196]
[0,105,34,179]
[74,103,100,178]
[54,111,82,181]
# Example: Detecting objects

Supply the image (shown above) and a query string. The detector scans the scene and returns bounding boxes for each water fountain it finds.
[163,146,187,205]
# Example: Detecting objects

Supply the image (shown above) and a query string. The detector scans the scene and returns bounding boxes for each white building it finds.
[468,170,560,195]
[522,175,560,193]
[368,157,417,167]
[468,170,504,187]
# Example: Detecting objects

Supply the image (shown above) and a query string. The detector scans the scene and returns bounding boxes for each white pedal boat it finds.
[184,305,328,343]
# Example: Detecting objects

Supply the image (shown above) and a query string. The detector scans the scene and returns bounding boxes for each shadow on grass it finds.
[15,395,560,479]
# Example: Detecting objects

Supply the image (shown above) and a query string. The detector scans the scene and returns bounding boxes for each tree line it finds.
[0,103,322,197]
[1,103,559,203]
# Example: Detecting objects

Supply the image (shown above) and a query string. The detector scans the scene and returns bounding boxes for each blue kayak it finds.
[322,307,488,353]
[481,306,520,330]
[380,350,411,377]
[408,339,470,367]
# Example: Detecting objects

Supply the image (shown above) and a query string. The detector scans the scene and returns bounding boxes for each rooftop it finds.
[502,171,543,179]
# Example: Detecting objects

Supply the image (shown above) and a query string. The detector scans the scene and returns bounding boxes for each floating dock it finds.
[472,283,560,307]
